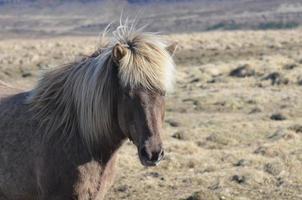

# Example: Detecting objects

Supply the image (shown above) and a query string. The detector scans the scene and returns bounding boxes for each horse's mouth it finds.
[138,155,161,167]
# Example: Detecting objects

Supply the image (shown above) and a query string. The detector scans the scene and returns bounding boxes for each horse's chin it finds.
[138,156,160,167]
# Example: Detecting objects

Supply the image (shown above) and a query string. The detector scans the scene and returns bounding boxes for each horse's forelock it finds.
[111,25,175,92]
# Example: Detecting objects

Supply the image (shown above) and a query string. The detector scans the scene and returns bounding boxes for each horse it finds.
[0,24,177,200]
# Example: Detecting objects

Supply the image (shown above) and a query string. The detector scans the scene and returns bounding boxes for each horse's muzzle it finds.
[138,146,164,167]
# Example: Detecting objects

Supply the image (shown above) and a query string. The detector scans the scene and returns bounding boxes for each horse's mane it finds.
[27,22,175,151]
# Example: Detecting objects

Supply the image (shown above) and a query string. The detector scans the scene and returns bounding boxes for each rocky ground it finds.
[1,29,302,199]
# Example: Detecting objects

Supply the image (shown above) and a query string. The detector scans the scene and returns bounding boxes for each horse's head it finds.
[112,38,177,167]
[117,87,165,166]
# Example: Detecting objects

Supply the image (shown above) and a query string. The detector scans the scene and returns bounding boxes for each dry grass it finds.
[1,29,302,199]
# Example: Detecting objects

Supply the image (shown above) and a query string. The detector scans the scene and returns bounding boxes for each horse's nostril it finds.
[140,146,150,160]
[160,149,164,158]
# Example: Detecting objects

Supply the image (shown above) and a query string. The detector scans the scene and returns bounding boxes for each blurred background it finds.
[1,1,302,200]
[1,0,302,37]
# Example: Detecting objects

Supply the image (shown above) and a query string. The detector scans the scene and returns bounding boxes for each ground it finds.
[1,30,302,200]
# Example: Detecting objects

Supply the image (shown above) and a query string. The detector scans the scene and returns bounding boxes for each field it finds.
[1,29,302,199]
[1,0,302,37]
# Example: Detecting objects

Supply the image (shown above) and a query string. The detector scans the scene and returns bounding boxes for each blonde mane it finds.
[28,22,175,151]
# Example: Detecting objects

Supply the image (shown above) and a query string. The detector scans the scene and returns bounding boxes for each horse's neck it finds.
[55,124,126,166]
[92,125,126,164]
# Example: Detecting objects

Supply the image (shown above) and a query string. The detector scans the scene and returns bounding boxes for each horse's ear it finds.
[112,44,127,63]
[166,42,178,56]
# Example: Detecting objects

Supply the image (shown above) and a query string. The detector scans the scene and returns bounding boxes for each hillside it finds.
[0,0,302,39]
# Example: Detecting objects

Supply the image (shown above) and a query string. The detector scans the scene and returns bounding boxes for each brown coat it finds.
[0,89,124,199]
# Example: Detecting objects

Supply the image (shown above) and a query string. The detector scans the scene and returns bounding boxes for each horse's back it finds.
[0,81,22,99]
[0,87,38,199]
